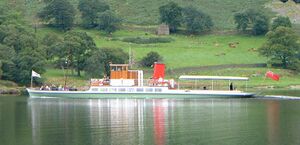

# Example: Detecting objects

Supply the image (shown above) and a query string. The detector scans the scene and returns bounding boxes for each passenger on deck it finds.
[51,84,58,91]
[230,83,234,91]
[40,85,45,90]
[45,85,50,91]
[58,85,63,91]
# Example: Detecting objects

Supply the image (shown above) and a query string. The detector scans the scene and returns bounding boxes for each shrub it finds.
[122,37,173,44]
[183,7,214,34]
[140,52,163,67]
[271,16,292,30]
[234,9,269,35]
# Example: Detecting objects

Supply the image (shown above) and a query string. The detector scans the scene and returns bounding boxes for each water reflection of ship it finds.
[153,100,167,145]
[27,99,299,145]
[28,99,148,145]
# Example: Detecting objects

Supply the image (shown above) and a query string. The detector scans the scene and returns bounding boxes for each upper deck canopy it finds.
[179,75,249,81]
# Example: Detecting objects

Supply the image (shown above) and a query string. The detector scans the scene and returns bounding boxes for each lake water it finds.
[1,95,300,145]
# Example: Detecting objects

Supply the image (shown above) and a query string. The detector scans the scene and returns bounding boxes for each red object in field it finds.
[265,71,280,81]
[153,63,165,80]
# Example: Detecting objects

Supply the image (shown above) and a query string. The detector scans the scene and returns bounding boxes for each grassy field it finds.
[186,68,300,88]
[37,27,268,69]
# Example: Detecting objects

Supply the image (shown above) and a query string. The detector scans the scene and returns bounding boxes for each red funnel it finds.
[153,63,165,80]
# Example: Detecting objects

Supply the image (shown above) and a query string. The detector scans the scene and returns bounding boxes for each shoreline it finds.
[0,87,25,95]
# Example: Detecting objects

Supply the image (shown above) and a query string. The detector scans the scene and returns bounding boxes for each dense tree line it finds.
[78,0,110,29]
[0,3,128,85]
[39,32,128,78]
[0,7,46,85]
[38,0,121,33]
[234,9,269,35]
[159,2,214,34]
[38,0,75,31]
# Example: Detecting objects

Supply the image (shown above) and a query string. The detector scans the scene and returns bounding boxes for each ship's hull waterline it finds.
[27,89,254,99]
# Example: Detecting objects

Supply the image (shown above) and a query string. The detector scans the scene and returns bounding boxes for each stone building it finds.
[156,23,170,35]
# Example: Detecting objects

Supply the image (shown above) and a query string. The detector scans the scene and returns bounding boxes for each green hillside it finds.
[36,27,267,68]
[7,0,272,29]
[108,0,272,28]
[1,0,300,90]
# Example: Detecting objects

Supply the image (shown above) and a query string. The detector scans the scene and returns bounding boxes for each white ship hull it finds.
[27,88,254,99]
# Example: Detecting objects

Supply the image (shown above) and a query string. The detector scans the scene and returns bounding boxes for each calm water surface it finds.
[1,96,300,145]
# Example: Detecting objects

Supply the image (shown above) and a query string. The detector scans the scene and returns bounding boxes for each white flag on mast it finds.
[32,70,41,78]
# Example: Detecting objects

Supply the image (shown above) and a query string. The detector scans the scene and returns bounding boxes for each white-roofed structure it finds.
[179,76,249,81]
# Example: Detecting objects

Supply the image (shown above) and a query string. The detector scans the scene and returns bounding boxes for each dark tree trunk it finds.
[282,57,287,69]
[77,69,80,76]
[77,61,81,76]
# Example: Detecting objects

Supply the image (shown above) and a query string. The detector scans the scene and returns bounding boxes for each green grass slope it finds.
[37,27,267,68]
[108,0,272,28]
[6,0,272,29]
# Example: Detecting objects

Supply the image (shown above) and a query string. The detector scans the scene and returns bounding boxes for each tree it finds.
[62,31,97,76]
[0,61,2,78]
[252,14,269,35]
[41,33,63,60]
[0,4,8,25]
[159,2,182,33]
[38,0,75,31]
[0,44,16,80]
[13,48,46,85]
[101,48,128,76]
[0,24,38,53]
[97,10,121,34]
[271,16,292,30]
[140,51,163,67]
[84,49,106,78]
[183,7,213,34]
[234,9,269,35]
[0,6,46,85]
[78,0,110,28]
[259,27,300,69]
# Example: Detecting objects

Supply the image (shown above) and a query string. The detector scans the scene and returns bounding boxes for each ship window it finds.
[136,88,143,92]
[118,88,126,92]
[109,88,117,92]
[91,88,98,91]
[155,88,162,92]
[128,88,135,92]
[145,88,153,92]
